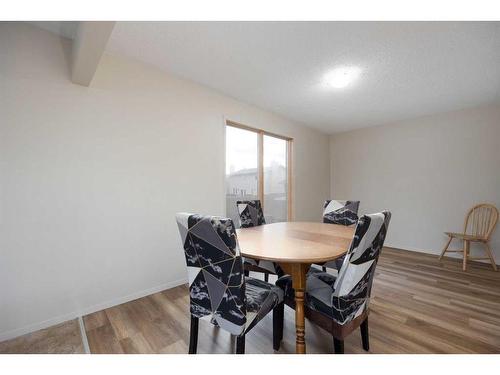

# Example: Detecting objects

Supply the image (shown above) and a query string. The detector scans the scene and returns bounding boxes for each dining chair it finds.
[323,200,360,226]
[237,199,266,227]
[176,213,285,354]
[276,211,392,354]
[321,200,360,272]
[439,203,498,271]
[237,200,284,281]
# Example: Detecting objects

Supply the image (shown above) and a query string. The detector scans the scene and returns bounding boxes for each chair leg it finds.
[463,240,469,271]
[279,303,284,341]
[236,335,245,354]
[333,338,344,354]
[322,266,327,272]
[483,242,498,271]
[273,302,284,350]
[244,269,249,277]
[439,236,453,260]
[189,316,199,354]
[360,318,369,351]
[264,273,269,282]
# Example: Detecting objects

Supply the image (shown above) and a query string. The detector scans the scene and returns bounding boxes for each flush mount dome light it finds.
[323,66,361,89]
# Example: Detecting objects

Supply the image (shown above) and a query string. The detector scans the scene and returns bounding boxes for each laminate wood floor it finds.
[83,248,500,354]
[0,319,84,354]
[2,248,499,354]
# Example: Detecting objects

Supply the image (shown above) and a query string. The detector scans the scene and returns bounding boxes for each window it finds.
[225,121,292,226]
[263,134,288,223]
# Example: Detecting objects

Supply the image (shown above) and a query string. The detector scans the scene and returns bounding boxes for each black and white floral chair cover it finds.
[176,213,284,353]
[236,200,284,279]
[276,211,391,353]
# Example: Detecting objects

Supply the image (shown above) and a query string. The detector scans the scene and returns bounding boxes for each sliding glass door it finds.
[263,134,288,223]
[225,125,259,225]
[225,121,292,226]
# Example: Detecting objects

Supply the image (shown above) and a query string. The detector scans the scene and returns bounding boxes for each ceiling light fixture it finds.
[323,66,361,89]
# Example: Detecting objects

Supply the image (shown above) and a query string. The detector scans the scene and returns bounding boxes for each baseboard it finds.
[384,243,500,266]
[0,277,187,343]
[384,243,440,256]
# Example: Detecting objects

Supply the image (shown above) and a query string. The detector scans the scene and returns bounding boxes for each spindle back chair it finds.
[440,204,498,271]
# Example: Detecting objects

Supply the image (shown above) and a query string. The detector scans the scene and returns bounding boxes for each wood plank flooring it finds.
[83,248,500,354]
[0,319,84,354]
[2,248,500,353]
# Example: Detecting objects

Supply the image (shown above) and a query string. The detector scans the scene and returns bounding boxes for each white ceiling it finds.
[28,21,78,39]
[33,21,500,134]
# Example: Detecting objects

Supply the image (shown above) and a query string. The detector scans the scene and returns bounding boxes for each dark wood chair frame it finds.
[188,301,285,354]
[278,298,369,354]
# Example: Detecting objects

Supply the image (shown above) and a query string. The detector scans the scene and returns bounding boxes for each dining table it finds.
[236,221,355,354]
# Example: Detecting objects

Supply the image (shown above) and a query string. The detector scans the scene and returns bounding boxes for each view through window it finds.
[263,134,288,223]
[225,122,291,227]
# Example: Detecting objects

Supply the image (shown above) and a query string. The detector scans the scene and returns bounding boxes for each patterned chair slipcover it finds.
[323,200,360,226]
[321,200,360,270]
[237,200,266,227]
[277,211,391,326]
[237,200,284,278]
[176,213,284,337]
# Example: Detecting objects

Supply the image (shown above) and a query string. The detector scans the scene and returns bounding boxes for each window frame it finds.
[225,119,293,221]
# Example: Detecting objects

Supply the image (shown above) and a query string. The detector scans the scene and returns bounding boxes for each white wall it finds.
[0,23,331,340]
[330,103,500,262]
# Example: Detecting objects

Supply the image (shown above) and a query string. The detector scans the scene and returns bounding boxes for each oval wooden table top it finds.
[236,221,355,264]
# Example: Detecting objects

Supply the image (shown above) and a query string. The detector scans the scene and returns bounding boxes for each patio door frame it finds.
[225,119,293,221]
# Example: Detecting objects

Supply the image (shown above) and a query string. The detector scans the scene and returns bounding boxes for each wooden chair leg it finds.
[333,338,344,354]
[273,302,284,350]
[360,318,369,351]
[463,240,469,271]
[439,236,453,260]
[189,316,199,354]
[483,242,498,271]
[236,335,245,354]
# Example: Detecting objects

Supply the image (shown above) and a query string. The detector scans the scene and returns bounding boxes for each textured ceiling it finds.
[32,21,500,133]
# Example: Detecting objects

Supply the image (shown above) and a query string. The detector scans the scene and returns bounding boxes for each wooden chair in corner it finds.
[440,204,498,271]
